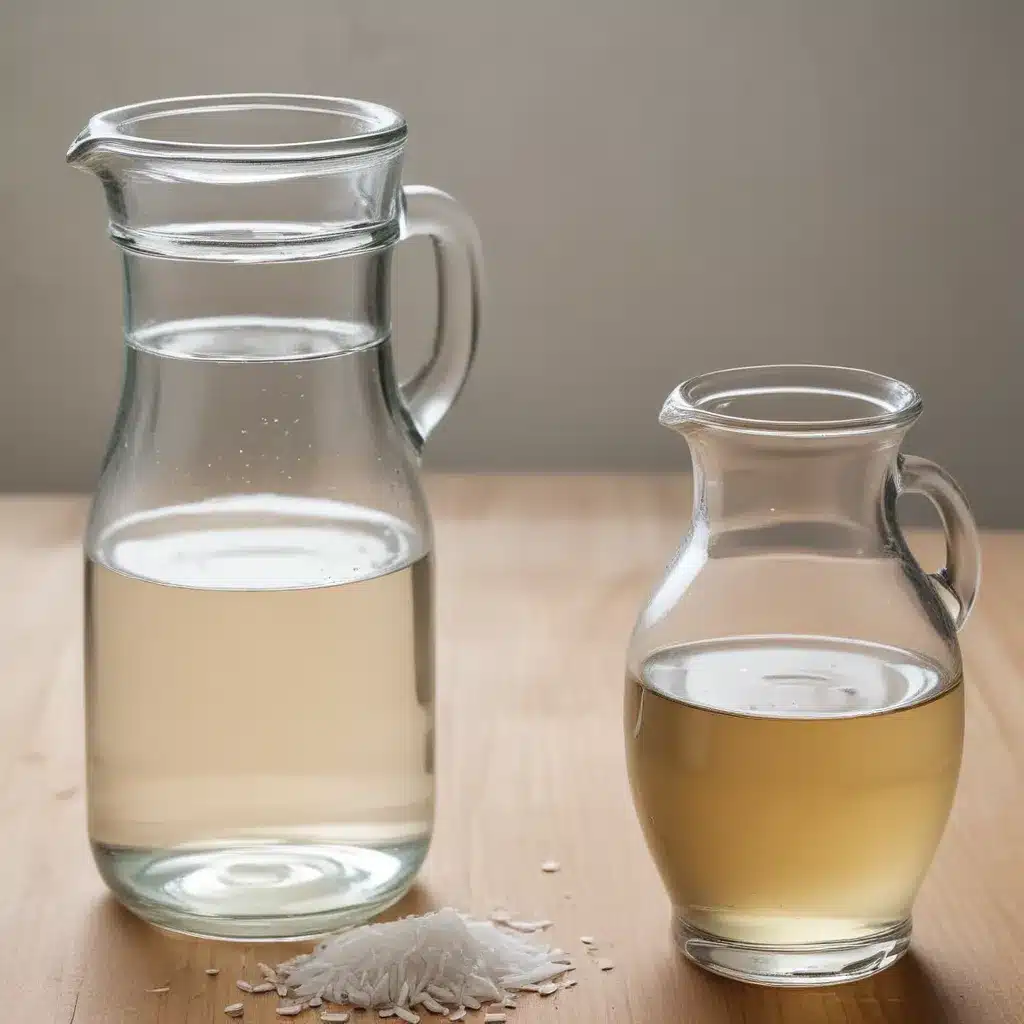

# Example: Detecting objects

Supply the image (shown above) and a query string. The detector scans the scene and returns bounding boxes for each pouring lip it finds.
[661,364,923,437]
[67,93,407,165]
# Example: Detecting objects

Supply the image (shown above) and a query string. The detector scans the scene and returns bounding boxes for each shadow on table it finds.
[672,951,959,1024]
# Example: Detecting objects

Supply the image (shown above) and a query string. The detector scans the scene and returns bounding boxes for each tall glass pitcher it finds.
[625,365,980,986]
[68,95,481,939]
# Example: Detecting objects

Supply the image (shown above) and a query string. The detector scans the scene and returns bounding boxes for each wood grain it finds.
[0,477,1021,1024]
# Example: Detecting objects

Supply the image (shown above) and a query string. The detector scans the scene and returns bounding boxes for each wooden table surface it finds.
[2,476,1022,1024]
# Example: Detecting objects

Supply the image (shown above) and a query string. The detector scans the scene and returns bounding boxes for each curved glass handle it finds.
[398,185,482,447]
[899,454,981,630]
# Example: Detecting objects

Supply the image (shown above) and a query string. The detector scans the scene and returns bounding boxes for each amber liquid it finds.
[626,637,963,947]
[85,496,433,936]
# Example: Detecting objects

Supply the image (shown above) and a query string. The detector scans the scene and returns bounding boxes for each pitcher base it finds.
[93,837,429,941]
[674,915,911,987]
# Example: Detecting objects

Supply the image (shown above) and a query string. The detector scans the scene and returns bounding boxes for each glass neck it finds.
[123,250,391,349]
[112,249,404,487]
[687,428,904,549]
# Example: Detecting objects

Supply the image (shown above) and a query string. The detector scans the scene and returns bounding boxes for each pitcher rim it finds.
[67,93,407,165]
[661,364,923,437]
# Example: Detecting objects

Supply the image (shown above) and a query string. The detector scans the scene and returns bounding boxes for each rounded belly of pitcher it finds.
[625,635,963,986]
[85,495,434,940]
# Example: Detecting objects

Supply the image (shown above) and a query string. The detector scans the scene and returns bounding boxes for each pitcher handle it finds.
[397,185,483,447]
[899,454,982,630]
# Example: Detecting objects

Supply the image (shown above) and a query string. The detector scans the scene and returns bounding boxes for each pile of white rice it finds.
[264,908,574,1020]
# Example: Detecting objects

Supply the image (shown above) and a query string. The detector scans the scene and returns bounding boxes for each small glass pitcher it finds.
[625,365,980,986]
[68,95,481,939]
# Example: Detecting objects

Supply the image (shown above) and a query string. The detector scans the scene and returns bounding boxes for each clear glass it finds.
[625,365,980,986]
[67,95,482,940]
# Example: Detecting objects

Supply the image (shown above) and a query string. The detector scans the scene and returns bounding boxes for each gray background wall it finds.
[1,1,1022,523]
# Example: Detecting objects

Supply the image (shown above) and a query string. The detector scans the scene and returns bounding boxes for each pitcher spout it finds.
[658,387,695,433]
[66,125,104,172]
